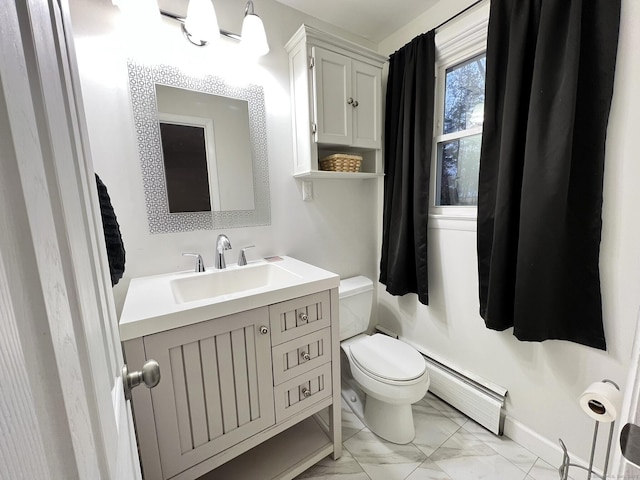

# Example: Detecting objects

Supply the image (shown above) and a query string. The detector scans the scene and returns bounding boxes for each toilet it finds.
[339,276,430,444]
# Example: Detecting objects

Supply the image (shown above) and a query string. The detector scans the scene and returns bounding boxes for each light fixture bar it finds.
[160,9,242,44]
[159,9,181,22]
[221,30,242,41]
[159,1,268,56]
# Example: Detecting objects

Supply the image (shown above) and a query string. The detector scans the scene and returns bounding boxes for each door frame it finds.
[0,0,139,478]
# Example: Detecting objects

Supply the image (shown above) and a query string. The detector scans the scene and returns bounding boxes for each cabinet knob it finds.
[260,325,269,335]
[301,388,312,398]
[353,100,359,107]
[347,97,354,105]
[298,312,309,323]
[301,351,311,361]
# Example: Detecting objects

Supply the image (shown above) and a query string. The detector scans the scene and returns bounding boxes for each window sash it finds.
[430,6,488,220]
[435,126,483,144]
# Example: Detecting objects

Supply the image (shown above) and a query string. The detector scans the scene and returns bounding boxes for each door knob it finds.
[123,360,161,400]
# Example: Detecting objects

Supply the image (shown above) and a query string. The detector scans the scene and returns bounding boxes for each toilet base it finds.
[364,396,416,444]
[341,375,417,445]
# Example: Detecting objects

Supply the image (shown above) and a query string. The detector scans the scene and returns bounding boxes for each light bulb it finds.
[240,6,269,57]
[184,0,220,45]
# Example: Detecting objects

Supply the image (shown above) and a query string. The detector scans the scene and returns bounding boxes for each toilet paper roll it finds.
[579,381,622,423]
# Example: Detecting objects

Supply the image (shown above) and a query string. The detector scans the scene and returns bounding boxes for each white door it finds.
[0,1,141,478]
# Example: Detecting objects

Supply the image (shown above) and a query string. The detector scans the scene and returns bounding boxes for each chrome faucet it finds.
[215,234,232,269]
[182,252,205,272]
[237,245,255,266]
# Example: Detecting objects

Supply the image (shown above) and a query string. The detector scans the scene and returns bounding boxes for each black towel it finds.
[95,174,126,286]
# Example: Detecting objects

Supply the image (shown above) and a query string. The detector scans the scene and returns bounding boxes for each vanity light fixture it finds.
[240,1,270,57]
[159,0,269,57]
[183,0,220,46]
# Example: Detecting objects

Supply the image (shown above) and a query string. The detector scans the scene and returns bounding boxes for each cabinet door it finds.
[143,308,275,479]
[352,60,382,149]
[313,46,352,146]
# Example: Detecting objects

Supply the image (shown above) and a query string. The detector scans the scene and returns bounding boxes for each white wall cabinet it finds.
[286,25,387,178]
[123,289,341,480]
[313,47,381,149]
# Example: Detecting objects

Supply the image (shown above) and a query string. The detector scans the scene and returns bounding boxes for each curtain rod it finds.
[434,0,487,31]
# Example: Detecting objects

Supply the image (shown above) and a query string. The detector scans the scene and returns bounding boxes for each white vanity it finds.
[120,257,342,480]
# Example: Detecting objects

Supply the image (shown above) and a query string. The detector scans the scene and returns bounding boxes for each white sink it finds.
[119,256,339,341]
[170,263,302,304]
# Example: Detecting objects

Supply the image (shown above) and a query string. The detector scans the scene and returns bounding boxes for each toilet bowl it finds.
[339,277,429,444]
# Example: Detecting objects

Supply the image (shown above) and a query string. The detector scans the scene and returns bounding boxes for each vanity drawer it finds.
[274,363,332,423]
[269,290,331,345]
[272,328,331,385]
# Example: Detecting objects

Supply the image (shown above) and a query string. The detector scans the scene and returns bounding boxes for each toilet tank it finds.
[339,276,374,341]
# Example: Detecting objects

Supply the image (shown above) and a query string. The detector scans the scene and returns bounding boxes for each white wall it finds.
[378,0,640,469]
[69,0,380,314]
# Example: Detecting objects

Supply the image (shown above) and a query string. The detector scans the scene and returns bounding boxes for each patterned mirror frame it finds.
[127,61,270,233]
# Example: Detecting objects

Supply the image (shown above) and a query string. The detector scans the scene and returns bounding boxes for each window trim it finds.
[157,112,221,212]
[429,3,489,222]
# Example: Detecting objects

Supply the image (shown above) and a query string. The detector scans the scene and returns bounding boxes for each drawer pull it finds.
[298,313,309,323]
[259,325,269,335]
[301,388,311,398]
[300,351,311,361]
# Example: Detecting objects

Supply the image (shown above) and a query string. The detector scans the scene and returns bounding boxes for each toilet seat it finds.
[348,334,426,385]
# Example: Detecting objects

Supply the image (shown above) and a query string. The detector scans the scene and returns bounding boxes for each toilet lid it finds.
[349,334,426,382]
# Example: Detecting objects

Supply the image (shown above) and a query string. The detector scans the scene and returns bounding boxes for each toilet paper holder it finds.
[558,379,620,480]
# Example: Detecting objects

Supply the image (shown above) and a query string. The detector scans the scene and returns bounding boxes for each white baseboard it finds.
[503,416,565,467]
[504,416,598,478]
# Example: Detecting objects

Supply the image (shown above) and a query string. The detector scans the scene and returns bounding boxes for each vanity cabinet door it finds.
[143,307,275,480]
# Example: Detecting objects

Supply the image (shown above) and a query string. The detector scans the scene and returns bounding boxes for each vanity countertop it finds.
[119,256,339,341]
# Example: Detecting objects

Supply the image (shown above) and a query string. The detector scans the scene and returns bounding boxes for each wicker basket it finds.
[319,153,363,173]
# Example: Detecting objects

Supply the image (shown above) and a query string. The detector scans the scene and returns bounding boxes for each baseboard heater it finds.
[375,325,508,435]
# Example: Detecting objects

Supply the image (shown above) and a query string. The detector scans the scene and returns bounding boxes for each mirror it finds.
[127,61,270,233]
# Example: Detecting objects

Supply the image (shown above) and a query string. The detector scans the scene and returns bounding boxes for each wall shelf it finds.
[293,171,383,179]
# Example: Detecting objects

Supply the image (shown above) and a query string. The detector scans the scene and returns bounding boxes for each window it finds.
[431,5,488,219]
[438,54,485,206]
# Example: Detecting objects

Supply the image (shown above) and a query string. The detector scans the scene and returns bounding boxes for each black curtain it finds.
[477,0,621,349]
[380,31,435,305]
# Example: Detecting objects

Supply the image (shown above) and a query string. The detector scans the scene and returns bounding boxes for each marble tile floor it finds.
[297,392,563,480]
